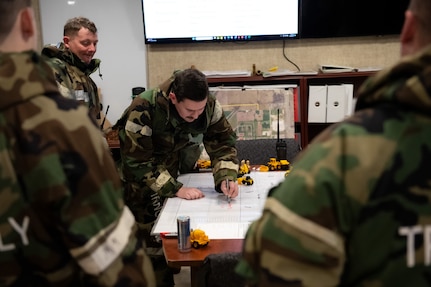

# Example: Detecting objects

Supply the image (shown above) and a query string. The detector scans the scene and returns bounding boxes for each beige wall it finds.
[32,0,43,51]
[147,36,400,87]
[33,1,401,89]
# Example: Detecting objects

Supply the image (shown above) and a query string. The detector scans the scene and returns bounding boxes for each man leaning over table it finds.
[114,68,240,286]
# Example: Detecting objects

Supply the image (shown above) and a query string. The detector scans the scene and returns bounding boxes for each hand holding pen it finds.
[223,178,239,202]
[226,179,231,203]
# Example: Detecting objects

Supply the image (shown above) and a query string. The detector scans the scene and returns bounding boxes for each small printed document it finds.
[319,64,357,73]
[151,171,286,239]
[202,70,252,78]
[356,66,382,72]
[262,69,318,77]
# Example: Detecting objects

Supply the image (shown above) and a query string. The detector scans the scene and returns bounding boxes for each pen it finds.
[226,179,231,203]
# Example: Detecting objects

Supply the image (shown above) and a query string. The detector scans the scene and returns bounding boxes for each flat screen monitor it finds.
[142,0,299,44]
[300,0,410,38]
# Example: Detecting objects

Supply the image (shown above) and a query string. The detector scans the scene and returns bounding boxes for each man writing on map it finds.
[114,68,239,286]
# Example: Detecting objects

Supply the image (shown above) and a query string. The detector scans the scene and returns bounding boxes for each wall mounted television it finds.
[141,0,299,44]
[300,0,410,38]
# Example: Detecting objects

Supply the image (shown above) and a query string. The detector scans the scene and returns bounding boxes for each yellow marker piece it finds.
[268,66,278,72]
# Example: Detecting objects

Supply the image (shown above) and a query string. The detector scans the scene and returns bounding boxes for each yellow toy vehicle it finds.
[196,159,211,169]
[238,159,250,176]
[267,157,281,171]
[280,159,290,170]
[190,229,210,248]
[238,175,254,185]
[267,157,290,171]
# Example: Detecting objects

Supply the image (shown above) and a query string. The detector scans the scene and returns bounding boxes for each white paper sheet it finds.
[151,171,286,239]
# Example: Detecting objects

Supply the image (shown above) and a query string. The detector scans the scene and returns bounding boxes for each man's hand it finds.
[176,187,205,200]
[220,179,239,199]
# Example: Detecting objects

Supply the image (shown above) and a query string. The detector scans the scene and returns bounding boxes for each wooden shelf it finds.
[108,72,376,152]
[207,71,376,148]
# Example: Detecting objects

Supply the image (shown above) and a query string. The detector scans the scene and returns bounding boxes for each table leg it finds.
[190,265,202,287]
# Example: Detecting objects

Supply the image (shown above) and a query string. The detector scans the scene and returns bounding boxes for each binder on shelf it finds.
[326,84,354,122]
[326,85,348,123]
[308,85,327,123]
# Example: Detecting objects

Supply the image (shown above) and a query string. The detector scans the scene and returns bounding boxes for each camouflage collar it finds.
[41,43,101,76]
[0,51,59,111]
[156,89,178,127]
[356,45,431,114]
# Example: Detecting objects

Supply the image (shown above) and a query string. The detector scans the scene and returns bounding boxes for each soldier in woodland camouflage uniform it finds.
[236,0,431,286]
[41,17,102,123]
[0,1,155,286]
[115,68,239,286]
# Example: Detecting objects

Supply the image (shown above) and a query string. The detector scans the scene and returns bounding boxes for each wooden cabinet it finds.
[207,71,376,149]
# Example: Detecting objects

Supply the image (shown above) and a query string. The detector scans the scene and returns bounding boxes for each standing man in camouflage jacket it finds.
[0,0,155,286]
[236,0,431,286]
[115,68,239,286]
[42,16,102,123]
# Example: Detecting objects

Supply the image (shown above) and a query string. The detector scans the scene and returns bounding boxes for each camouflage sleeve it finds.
[120,102,183,198]
[47,102,156,286]
[236,116,396,286]
[43,57,75,99]
[235,134,347,286]
[2,98,155,286]
[204,99,239,189]
[42,56,101,121]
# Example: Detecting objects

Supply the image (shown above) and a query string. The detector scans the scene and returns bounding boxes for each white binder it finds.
[308,85,327,123]
[326,85,347,123]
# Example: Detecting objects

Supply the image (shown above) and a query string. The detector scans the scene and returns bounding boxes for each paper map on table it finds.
[151,171,286,239]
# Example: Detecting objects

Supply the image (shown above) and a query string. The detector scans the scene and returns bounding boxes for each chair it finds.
[197,252,246,287]
[236,138,301,165]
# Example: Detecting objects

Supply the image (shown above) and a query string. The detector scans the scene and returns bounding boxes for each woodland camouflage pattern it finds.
[236,45,431,287]
[42,43,101,121]
[115,72,239,226]
[0,51,155,286]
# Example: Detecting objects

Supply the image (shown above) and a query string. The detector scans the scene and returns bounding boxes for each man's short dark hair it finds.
[172,69,209,102]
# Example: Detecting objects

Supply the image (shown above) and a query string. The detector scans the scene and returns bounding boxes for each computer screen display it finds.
[300,0,409,38]
[142,0,299,44]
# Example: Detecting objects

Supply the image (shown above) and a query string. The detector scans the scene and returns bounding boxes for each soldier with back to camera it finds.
[237,0,431,286]
[0,0,155,285]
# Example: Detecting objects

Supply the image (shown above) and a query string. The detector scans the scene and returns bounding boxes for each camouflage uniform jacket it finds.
[237,45,431,287]
[41,43,101,121]
[0,51,155,287]
[115,74,239,224]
